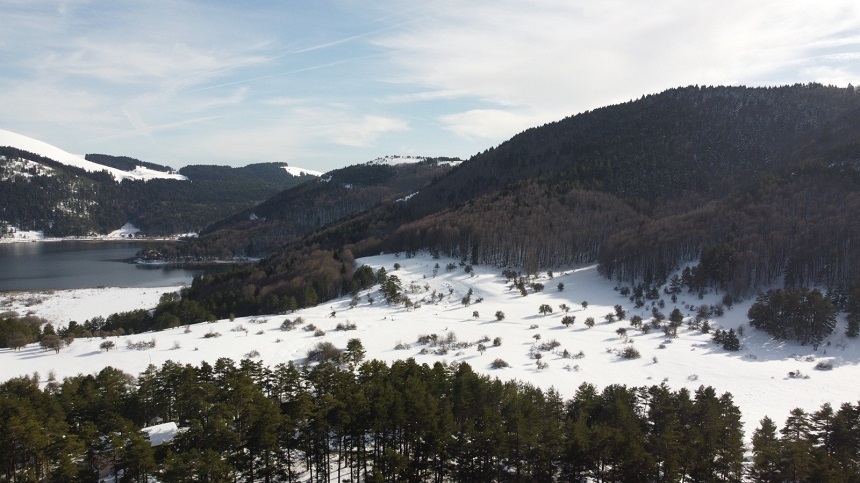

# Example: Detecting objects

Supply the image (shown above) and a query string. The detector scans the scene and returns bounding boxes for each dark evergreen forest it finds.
[3,356,860,482]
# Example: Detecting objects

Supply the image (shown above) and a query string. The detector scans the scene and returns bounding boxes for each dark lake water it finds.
[0,241,204,291]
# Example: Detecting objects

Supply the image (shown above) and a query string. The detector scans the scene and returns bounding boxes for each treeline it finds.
[85,153,175,173]
[0,357,752,482]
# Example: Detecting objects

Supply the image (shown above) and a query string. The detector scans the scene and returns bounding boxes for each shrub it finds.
[126,338,157,351]
[492,337,502,347]
[537,339,561,351]
[245,349,261,358]
[335,321,357,331]
[203,331,222,338]
[584,317,595,328]
[491,358,510,369]
[99,340,115,352]
[306,341,341,363]
[280,319,298,331]
[314,329,326,337]
[394,342,410,350]
[814,361,834,371]
[619,346,641,359]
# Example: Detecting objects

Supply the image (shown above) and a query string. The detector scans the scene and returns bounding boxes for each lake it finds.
[0,241,205,291]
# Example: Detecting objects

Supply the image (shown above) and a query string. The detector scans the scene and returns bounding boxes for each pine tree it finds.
[750,417,782,482]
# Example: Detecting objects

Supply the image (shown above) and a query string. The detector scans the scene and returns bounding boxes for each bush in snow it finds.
[619,346,641,359]
[306,341,341,363]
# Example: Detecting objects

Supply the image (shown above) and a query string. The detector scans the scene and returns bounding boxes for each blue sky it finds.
[2,0,860,171]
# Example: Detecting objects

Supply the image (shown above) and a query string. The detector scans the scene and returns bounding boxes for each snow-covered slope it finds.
[2,252,859,441]
[0,129,187,182]
[282,165,323,177]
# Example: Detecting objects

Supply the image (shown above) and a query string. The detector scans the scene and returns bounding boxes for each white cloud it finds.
[439,109,539,140]
[374,0,860,141]
[332,115,410,147]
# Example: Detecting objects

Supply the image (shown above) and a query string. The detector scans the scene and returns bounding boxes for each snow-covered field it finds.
[1,253,857,441]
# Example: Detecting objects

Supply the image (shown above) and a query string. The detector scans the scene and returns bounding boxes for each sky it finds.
[2,1,860,172]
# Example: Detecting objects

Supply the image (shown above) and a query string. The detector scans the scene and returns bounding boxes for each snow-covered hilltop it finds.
[0,128,187,182]
[282,165,324,177]
[367,155,462,166]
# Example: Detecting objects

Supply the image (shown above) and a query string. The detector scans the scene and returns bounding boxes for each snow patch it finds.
[282,165,323,177]
[106,223,141,238]
[395,191,419,202]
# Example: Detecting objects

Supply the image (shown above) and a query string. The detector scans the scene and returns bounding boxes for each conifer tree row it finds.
[0,357,751,482]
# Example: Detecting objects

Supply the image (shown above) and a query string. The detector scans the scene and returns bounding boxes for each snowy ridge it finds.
[282,165,323,177]
[0,128,187,182]
[367,155,428,165]
[2,252,859,442]
[367,155,462,167]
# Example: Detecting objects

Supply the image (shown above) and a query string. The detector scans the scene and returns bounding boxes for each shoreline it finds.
[0,235,193,244]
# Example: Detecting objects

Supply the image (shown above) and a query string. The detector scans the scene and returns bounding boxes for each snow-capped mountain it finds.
[0,128,187,182]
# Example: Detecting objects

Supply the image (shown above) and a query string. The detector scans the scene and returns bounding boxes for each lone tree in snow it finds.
[539,304,553,316]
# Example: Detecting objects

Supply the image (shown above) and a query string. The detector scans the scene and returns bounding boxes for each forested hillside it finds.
[0,147,314,236]
[173,84,860,319]
[179,159,455,258]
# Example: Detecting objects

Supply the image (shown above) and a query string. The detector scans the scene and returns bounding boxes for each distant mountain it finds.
[0,129,187,181]
[176,84,860,318]
[0,130,316,236]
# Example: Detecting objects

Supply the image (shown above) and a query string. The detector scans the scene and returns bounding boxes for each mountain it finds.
[164,158,458,258]
[0,130,316,236]
[0,129,187,181]
[174,84,860,319]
